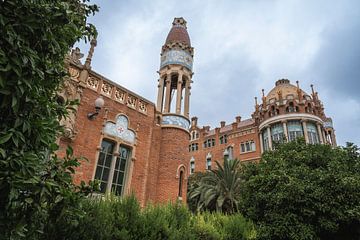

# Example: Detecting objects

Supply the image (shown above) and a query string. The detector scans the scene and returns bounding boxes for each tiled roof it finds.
[165,26,191,46]
[204,118,255,137]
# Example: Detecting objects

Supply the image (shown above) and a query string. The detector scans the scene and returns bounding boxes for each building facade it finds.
[58,17,336,206]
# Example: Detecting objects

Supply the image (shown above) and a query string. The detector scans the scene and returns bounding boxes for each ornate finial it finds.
[310,84,315,95]
[172,17,187,29]
[255,97,259,111]
[261,89,266,105]
[296,80,302,101]
[84,38,97,69]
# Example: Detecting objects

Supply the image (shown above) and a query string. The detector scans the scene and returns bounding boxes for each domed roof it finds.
[165,17,191,46]
[266,79,308,101]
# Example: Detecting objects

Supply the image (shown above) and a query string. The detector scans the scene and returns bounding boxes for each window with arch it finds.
[206,153,212,170]
[269,105,279,117]
[305,103,313,113]
[95,115,136,195]
[307,122,319,144]
[271,123,285,143]
[94,140,131,195]
[219,135,228,144]
[287,120,304,141]
[286,102,298,113]
[190,157,195,174]
[225,146,234,159]
[178,170,184,198]
[191,130,199,141]
[262,130,270,151]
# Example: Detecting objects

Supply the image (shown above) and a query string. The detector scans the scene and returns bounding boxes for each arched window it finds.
[190,157,195,174]
[307,122,319,144]
[178,170,184,198]
[94,140,131,195]
[95,115,136,195]
[206,153,212,170]
[220,135,228,144]
[286,102,297,113]
[271,123,285,143]
[225,146,234,160]
[262,130,269,151]
[287,120,304,141]
[269,106,278,117]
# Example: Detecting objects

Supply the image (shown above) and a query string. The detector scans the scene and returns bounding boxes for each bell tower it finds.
[156,17,193,117]
[156,17,194,203]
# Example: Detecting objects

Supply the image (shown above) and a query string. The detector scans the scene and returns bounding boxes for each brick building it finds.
[58,17,336,206]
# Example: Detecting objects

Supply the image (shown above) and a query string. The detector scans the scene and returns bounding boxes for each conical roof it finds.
[165,17,191,46]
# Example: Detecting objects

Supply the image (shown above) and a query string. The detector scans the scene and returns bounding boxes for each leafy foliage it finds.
[0,0,97,238]
[188,158,242,213]
[48,194,256,240]
[239,139,360,240]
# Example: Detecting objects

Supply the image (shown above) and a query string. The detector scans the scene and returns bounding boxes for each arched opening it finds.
[286,102,297,113]
[178,170,184,197]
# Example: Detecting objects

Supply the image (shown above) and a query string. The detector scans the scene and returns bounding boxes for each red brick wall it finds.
[58,82,160,206]
[156,127,190,203]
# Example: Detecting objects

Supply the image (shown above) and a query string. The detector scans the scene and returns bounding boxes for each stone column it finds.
[164,73,171,113]
[282,120,288,142]
[259,131,264,153]
[316,123,324,144]
[106,144,120,194]
[323,130,328,144]
[267,126,273,150]
[184,78,190,118]
[301,119,309,144]
[176,73,183,114]
[156,77,164,112]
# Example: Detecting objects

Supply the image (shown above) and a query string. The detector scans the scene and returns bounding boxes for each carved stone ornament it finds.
[68,67,80,80]
[114,88,126,103]
[127,95,137,108]
[138,100,147,113]
[87,76,99,90]
[70,47,84,65]
[103,115,136,144]
[101,82,112,96]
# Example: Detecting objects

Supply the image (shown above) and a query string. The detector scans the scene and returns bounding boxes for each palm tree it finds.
[188,158,242,213]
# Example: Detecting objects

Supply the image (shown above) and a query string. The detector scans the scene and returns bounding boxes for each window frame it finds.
[94,138,132,196]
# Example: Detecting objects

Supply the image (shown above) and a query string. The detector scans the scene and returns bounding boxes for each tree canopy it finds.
[239,139,360,240]
[0,1,97,238]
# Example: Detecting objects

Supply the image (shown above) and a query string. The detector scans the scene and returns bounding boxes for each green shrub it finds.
[223,214,257,240]
[41,195,257,240]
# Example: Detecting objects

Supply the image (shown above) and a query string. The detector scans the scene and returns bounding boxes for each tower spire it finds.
[157,17,194,119]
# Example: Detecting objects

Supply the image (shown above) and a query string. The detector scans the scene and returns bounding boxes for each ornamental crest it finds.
[103,115,136,144]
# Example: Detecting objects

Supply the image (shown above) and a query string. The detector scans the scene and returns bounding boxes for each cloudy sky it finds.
[77,0,360,146]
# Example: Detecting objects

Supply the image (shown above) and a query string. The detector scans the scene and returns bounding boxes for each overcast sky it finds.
[77,0,360,146]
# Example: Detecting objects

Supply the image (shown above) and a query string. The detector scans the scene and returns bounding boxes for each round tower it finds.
[252,79,337,153]
[156,17,194,203]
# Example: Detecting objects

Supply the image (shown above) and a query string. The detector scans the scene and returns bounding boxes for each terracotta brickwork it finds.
[57,17,337,206]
